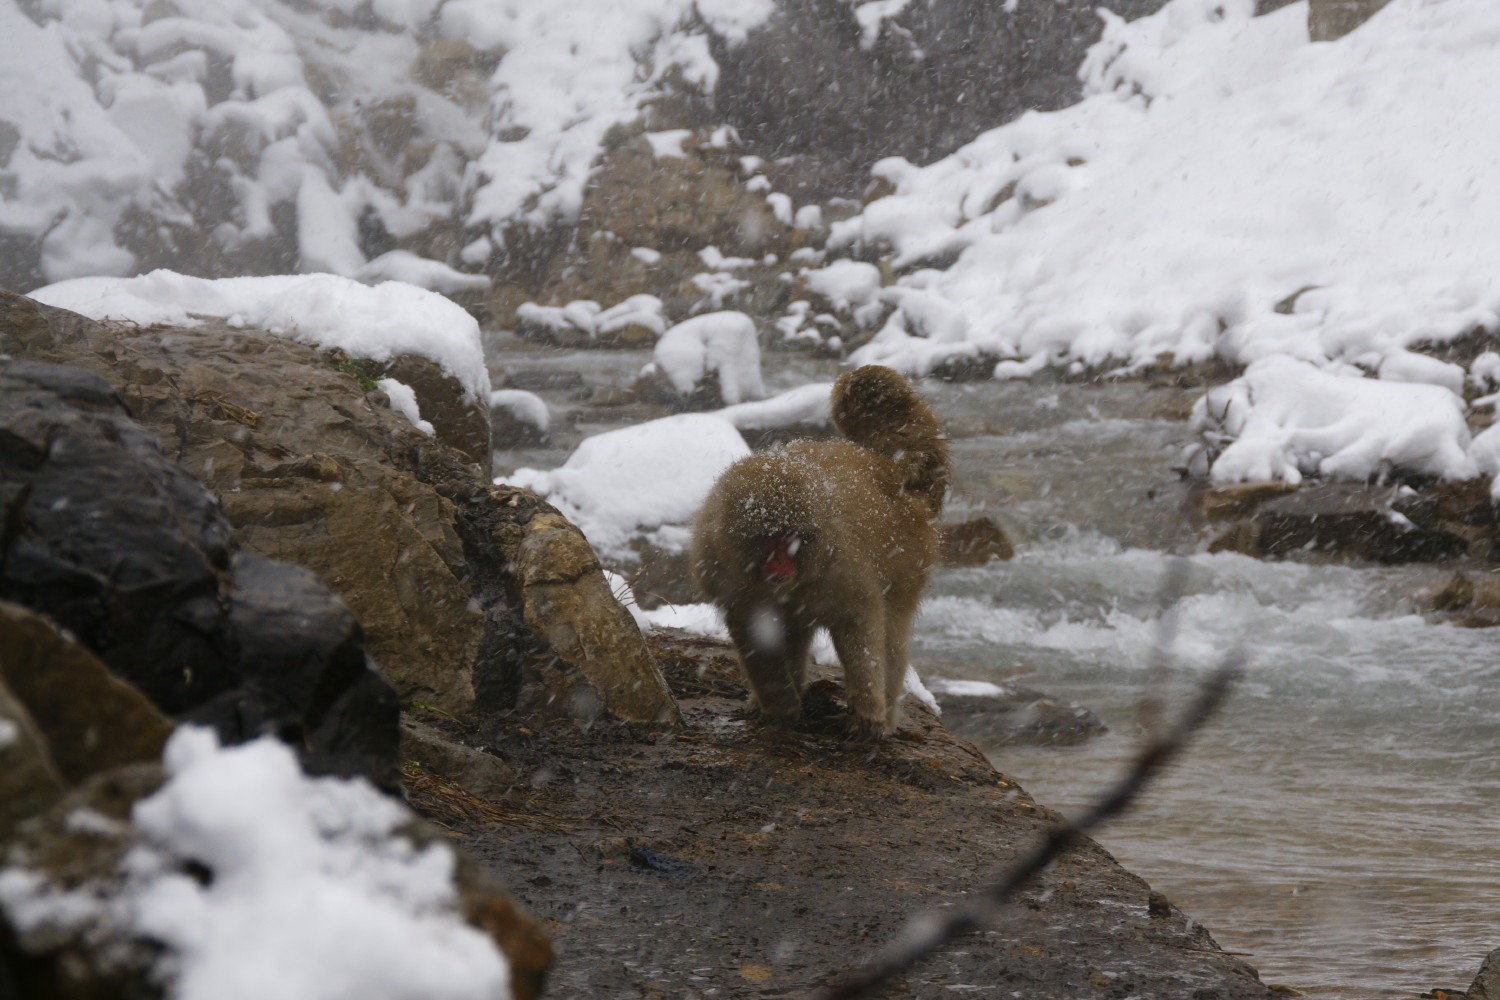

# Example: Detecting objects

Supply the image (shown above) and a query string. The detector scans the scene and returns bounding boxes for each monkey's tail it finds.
[831,364,950,516]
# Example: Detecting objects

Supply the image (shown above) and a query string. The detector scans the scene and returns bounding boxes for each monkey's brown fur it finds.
[691,365,949,739]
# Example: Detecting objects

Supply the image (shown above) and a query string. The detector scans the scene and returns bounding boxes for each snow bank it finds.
[831,0,1500,377]
[30,271,489,402]
[505,414,750,558]
[652,312,766,405]
[1193,357,1476,486]
[0,728,509,1000]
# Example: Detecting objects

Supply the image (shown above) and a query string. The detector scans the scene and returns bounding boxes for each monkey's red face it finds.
[759,534,802,583]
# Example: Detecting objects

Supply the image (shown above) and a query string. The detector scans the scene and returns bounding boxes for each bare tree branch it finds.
[805,656,1244,1000]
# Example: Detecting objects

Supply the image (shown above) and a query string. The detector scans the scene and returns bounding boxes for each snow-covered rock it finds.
[489,389,550,448]
[651,311,766,407]
[0,727,512,1000]
[1194,356,1477,487]
[505,414,750,559]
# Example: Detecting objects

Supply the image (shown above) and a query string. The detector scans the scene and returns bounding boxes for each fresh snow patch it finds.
[455,0,775,233]
[903,665,940,716]
[515,296,665,341]
[653,312,766,405]
[30,271,489,402]
[505,414,750,559]
[0,728,510,1000]
[8,0,774,284]
[597,295,668,339]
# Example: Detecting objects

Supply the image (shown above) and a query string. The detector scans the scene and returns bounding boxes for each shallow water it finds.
[916,379,1500,997]
[490,345,1500,995]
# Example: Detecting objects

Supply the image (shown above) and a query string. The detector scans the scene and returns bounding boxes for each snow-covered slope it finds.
[0,0,773,287]
[835,0,1500,379]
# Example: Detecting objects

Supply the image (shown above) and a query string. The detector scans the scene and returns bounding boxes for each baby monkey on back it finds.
[691,365,949,740]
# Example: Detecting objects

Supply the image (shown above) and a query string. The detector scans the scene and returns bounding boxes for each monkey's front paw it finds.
[847,715,891,742]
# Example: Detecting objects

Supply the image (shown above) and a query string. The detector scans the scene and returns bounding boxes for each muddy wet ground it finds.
[408,633,1274,1000]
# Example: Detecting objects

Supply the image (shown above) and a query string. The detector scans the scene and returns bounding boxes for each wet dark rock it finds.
[1467,948,1500,1000]
[505,497,681,726]
[929,353,1003,383]
[490,398,549,449]
[1206,482,1471,564]
[0,764,169,1000]
[937,682,1107,745]
[1196,481,1300,522]
[709,0,1171,202]
[1412,573,1500,629]
[0,357,398,788]
[400,716,517,802]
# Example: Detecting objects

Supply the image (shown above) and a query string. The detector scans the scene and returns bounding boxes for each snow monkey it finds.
[691,365,949,739]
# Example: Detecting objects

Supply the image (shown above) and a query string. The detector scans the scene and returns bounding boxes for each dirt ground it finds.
[407,632,1277,1000]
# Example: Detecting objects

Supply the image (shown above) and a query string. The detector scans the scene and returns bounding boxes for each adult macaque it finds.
[691,365,949,739]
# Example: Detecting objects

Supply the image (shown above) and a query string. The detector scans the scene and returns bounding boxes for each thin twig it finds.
[805,655,1244,1000]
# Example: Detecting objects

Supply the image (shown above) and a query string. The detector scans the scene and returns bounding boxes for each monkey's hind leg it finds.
[726,603,812,728]
[829,613,889,741]
[882,595,921,733]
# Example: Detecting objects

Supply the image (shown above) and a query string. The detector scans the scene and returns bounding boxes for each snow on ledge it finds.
[29,271,489,402]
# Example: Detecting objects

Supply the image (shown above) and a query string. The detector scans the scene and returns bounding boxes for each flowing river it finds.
[491,340,1500,997]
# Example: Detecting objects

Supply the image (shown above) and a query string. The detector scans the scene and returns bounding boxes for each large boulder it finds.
[0,290,680,729]
[0,359,398,787]
[1201,481,1474,564]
